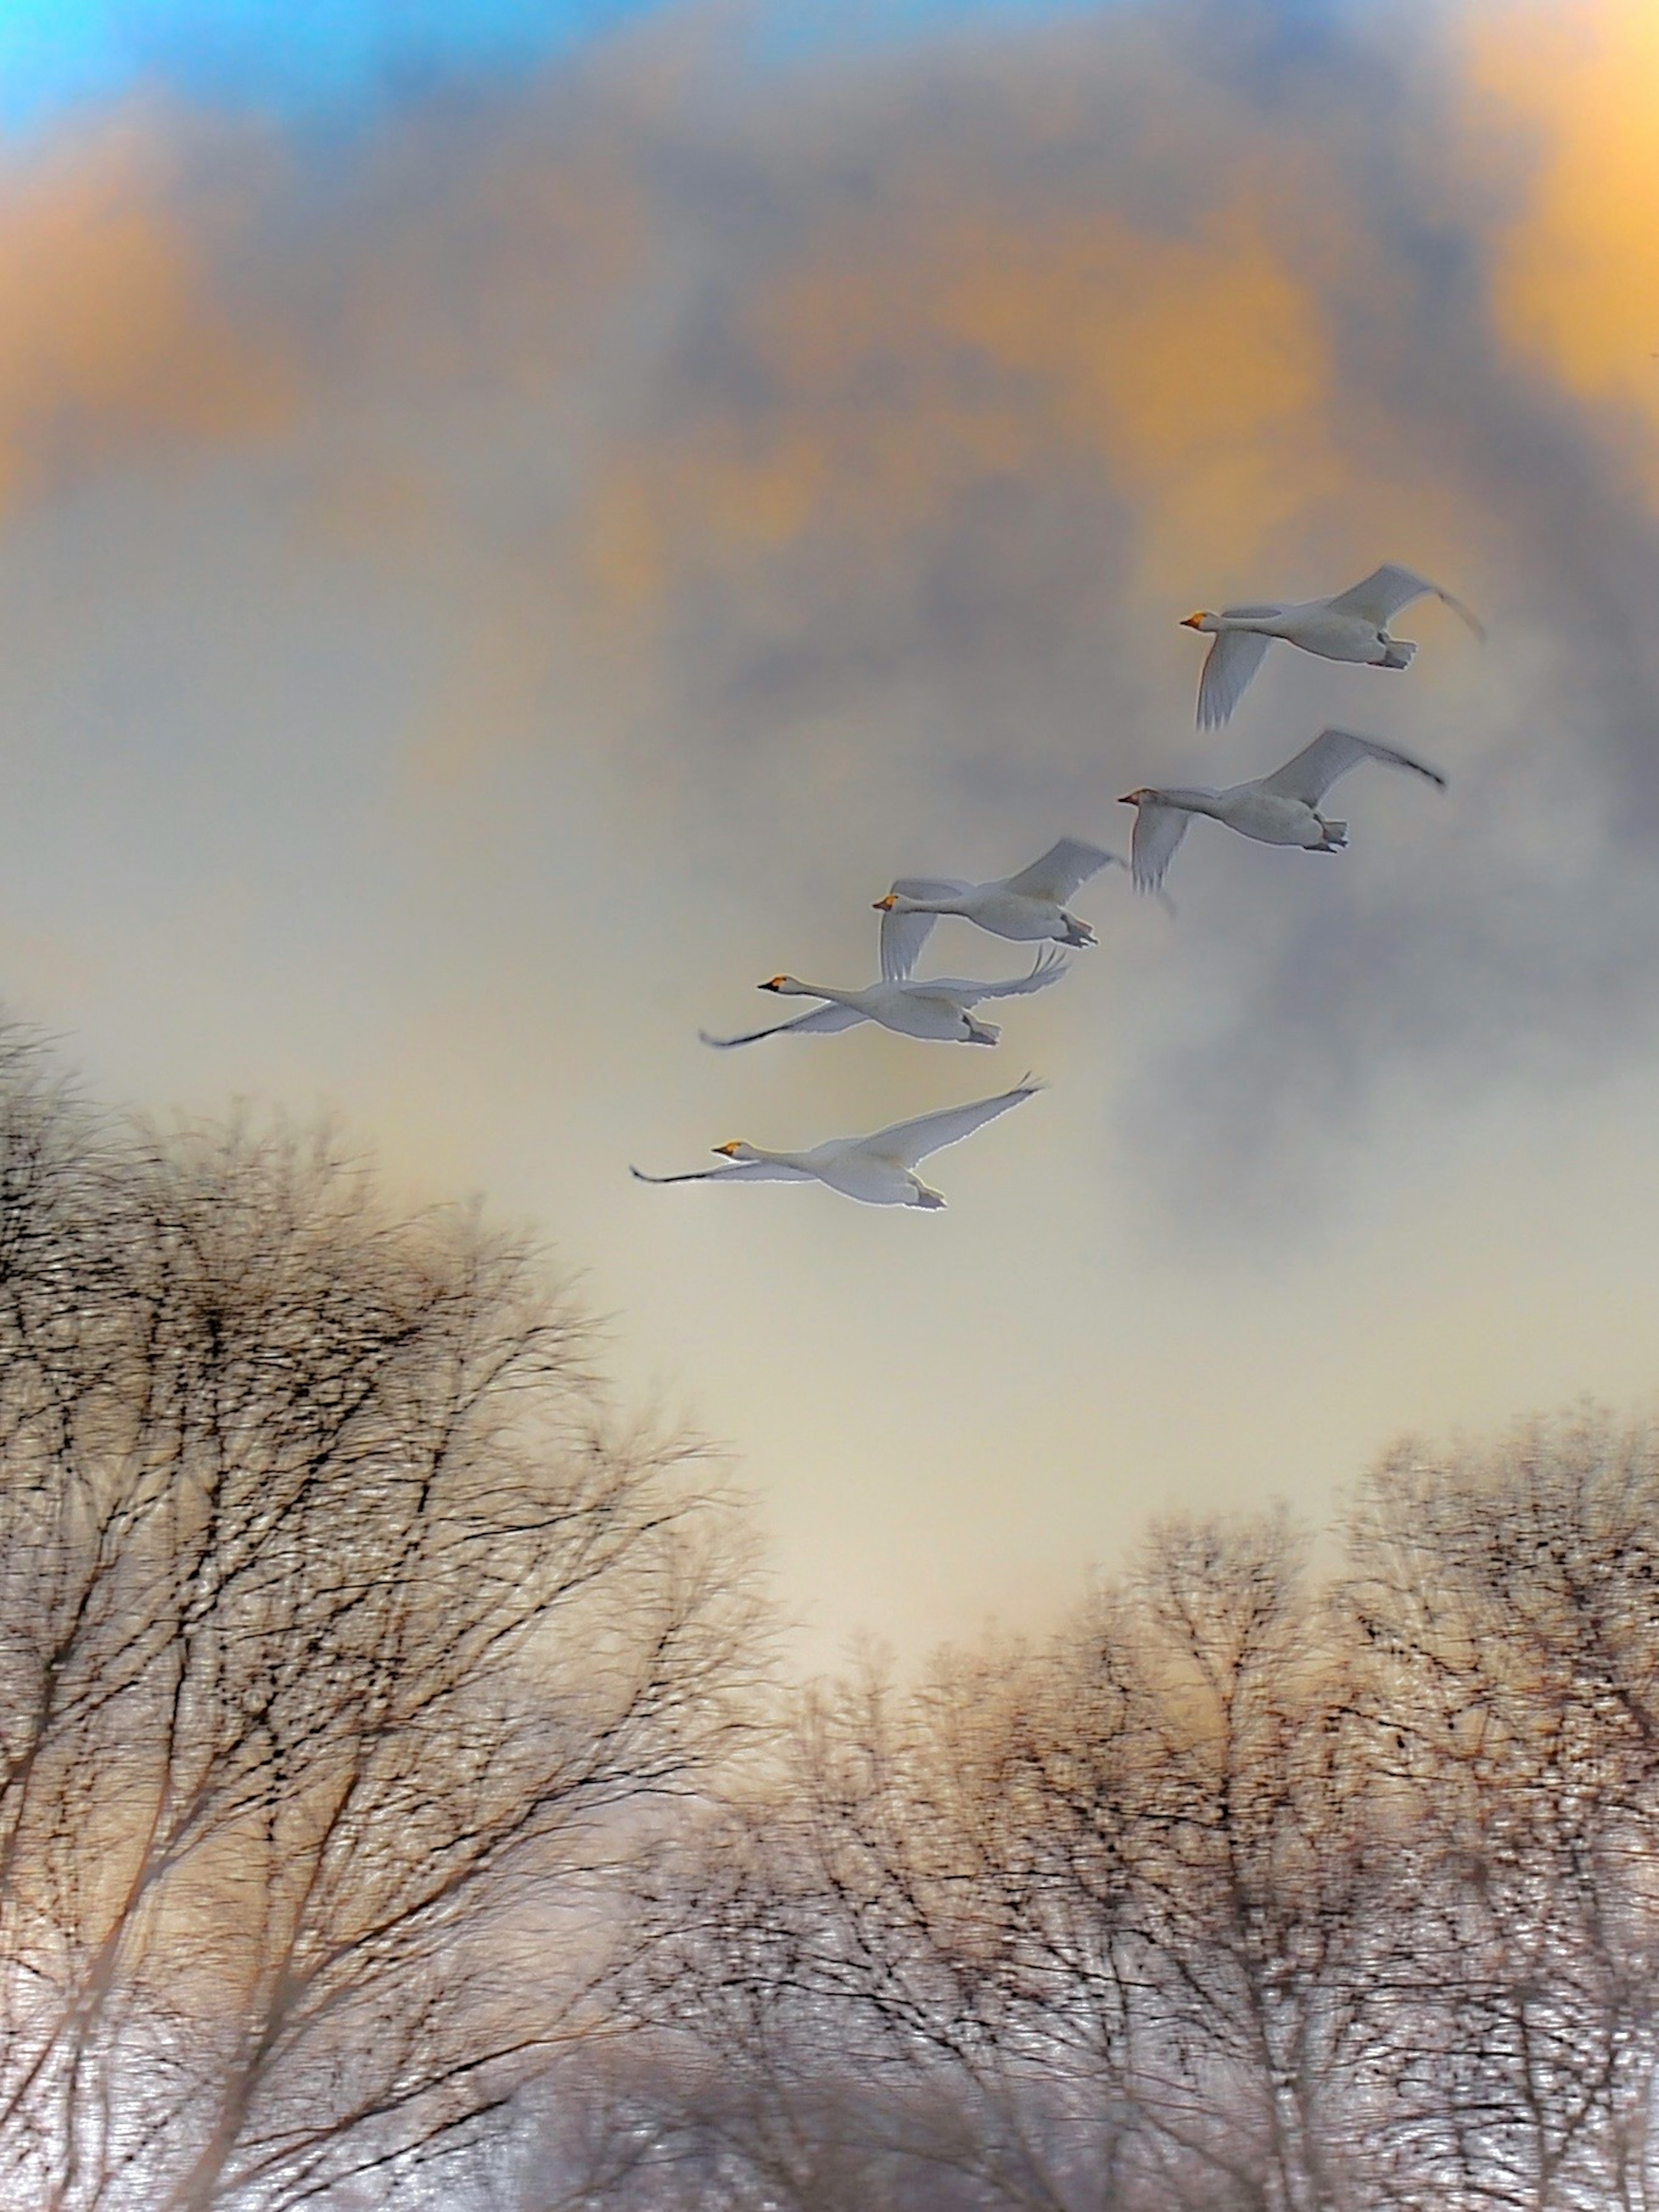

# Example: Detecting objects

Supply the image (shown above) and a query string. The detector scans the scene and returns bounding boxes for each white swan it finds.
[1182,563,1484,727]
[1120,727,1446,893]
[872,838,1125,980]
[631,1081,1042,1210]
[699,947,1068,1050]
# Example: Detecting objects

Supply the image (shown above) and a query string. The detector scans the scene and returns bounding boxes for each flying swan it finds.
[872,837,1125,980]
[699,947,1069,1050]
[1182,563,1484,728]
[1119,727,1446,894]
[630,1081,1041,1210]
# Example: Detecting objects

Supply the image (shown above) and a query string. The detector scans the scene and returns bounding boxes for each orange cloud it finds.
[576,139,1343,640]
[1469,0,1659,456]
[0,116,289,511]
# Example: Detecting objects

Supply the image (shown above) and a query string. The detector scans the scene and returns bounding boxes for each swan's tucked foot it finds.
[1060,916,1096,948]
[1378,639,1416,670]
[909,1181,947,1209]
[963,1017,1000,1045]
[1314,818,1348,851]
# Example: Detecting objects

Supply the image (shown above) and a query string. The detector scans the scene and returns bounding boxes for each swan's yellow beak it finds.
[713,1141,741,1157]
[873,894,896,910]
[760,976,786,991]
[1179,612,1205,629]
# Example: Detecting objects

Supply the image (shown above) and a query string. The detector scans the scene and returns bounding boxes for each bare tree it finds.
[1345,1415,1659,2212]
[0,1023,762,2210]
[620,1445,1659,2212]
[627,1522,1373,2212]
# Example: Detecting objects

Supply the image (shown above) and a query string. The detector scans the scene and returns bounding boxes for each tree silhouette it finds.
[0,1025,761,2210]
[620,1432,1659,2212]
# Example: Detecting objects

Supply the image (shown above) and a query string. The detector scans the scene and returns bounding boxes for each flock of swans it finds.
[633,563,1480,1210]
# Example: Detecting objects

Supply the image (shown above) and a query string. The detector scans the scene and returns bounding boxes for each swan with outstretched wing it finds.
[1121,727,1447,893]
[699,949,1068,1050]
[631,1081,1043,1210]
[1182,563,1483,728]
[874,837,1127,978]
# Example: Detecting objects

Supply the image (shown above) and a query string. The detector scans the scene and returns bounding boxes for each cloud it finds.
[1468,0,1659,449]
[6,0,1659,1236]
[0,114,290,511]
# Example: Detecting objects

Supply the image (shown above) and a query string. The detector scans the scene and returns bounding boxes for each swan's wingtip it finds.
[1443,589,1487,641]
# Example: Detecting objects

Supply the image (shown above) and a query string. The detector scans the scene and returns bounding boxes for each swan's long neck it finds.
[1216,612,1284,636]
[1154,786,1225,820]
[783,980,855,1005]
[897,893,968,917]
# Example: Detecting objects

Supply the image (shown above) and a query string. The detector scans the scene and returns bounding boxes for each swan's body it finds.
[700,949,1068,1050]
[631,1081,1041,1210]
[1120,727,1446,893]
[1182,563,1484,727]
[873,837,1124,979]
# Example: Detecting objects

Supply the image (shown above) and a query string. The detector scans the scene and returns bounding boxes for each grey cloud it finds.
[41,0,1659,1235]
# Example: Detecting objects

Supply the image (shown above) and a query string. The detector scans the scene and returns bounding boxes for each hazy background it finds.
[1,0,1656,1665]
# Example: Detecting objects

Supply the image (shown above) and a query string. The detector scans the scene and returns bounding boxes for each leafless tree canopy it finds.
[597,1431,1659,2212]
[0,1023,760,2210]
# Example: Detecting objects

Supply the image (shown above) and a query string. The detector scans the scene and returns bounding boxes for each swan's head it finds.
[713,1139,759,1162]
[760,975,798,994]
[1119,787,1154,806]
[873,892,897,911]
[1180,611,1217,632]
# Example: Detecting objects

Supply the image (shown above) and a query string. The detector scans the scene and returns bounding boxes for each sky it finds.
[3,0,1659,1667]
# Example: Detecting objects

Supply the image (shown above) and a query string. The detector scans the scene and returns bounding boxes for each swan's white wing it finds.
[1197,627,1274,728]
[857,1081,1042,1169]
[999,838,1120,903]
[698,1003,865,1050]
[630,1160,815,1185]
[1324,563,1485,640]
[1256,726,1447,805]
[1129,800,1193,892]
[880,878,970,981]
[931,948,1070,1004]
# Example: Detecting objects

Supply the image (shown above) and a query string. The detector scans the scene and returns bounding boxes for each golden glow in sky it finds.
[2,0,1657,1664]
